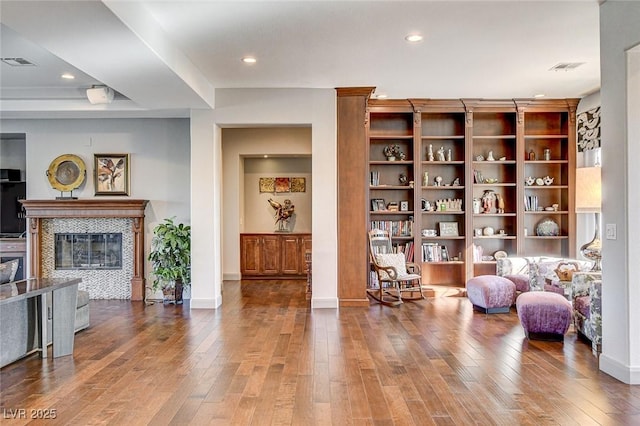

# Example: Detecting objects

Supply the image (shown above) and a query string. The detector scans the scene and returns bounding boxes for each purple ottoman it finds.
[516,291,572,341]
[466,275,516,314]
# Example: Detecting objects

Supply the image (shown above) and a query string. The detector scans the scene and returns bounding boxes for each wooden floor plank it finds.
[2,281,639,425]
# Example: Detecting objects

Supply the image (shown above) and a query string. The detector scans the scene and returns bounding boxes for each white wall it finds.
[0,118,191,297]
[190,88,337,309]
[599,1,640,384]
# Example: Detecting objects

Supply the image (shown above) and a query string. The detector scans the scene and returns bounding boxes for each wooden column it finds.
[20,199,149,301]
[336,87,374,307]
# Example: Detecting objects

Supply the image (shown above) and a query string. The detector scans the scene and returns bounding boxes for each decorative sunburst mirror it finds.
[46,154,86,198]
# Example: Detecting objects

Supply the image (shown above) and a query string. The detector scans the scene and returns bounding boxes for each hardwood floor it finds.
[1,280,639,425]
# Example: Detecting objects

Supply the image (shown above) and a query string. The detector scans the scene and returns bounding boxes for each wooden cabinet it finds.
[337,91,578,299]
[240,233,311,279]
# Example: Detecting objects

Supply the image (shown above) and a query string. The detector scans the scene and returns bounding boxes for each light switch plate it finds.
[606,224,617,240]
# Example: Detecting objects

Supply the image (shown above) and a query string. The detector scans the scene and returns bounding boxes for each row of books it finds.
[370,220,413,237]
[370,171,380,186]
[369,240,415,262]
[524,195,539,211]
[422,243,450,262]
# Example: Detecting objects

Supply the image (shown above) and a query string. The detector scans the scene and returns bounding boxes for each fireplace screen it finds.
[55,233,122,270]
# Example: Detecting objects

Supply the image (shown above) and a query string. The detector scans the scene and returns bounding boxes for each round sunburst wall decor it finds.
[46,154,86,193]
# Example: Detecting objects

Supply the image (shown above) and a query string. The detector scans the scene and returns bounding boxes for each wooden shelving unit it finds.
[337,89,578,302]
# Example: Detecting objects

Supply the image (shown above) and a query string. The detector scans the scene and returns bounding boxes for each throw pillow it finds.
[375,253,407,281]
[0,259,20,284]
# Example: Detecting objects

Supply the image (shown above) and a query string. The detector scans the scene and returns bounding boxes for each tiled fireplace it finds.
[20,199,148,300]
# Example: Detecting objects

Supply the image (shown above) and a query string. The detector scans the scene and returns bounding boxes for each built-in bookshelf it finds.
[337,90,577,301]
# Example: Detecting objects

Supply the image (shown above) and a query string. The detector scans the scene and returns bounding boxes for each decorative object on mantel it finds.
[268,198,295,232]
[148,217,191,305]
[46,154,86,199]
[94,153,129,196]
[576,166,602,271]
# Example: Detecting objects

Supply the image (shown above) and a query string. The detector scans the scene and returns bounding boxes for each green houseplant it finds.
[148,217,191,304]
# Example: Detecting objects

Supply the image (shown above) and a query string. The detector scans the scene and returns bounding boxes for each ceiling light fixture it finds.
[405,34,423,43]
[242,56,257,64]
[1,57,36,66]
[86,85,114,104]
[534,93,545,98]
[376,94,388,99]
[61,73,75,80]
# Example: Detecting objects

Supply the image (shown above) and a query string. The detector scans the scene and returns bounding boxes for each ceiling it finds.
[0,1,600,119]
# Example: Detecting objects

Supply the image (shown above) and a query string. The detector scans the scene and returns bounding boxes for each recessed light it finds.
[376,94,388,99]
[263,154,268,158]
[534,93,545,98]
[405,34,423,43]
[61,73,75,80]
[242,56,257,64]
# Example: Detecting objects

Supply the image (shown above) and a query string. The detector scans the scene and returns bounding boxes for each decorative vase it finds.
[387,156,396,161]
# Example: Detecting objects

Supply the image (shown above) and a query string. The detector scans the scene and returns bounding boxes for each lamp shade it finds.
[575,166,602,213]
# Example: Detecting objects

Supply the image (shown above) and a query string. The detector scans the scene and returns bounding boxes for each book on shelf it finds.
[524,195,539,211]
[422,242,449,262]
[370,171,380,186]
[370,220,413,237]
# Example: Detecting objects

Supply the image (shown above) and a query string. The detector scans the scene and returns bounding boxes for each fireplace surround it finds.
[20,199,148,300]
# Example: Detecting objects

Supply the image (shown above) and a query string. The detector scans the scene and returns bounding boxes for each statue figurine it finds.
[268,198,295,231]
[428,144,434,161]
[437,146,446,162]
[481,190,495,213]
[495,193,505,214]
[447,148,452,162]
[486,150,495,161]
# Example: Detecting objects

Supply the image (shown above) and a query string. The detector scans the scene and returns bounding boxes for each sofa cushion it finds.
[0,259,20,284]
[574,295,591,319]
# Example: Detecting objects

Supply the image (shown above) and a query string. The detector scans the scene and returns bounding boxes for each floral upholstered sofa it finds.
[496,256,592,294]
[572,271,602,356]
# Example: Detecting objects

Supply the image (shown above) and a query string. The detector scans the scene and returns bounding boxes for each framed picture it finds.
[94,153,129,195]
[259,177,276,193]
[290,177,306,192]
[371,198,386,211]
[400,201,409,211]
[439,221,459,237]
[275,177,290,193]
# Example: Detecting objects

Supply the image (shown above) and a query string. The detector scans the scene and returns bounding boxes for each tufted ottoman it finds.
[516,291,572,341]
[466,275,516,314]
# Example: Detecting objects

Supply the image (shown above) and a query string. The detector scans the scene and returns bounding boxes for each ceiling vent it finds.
[549,62,585,71]
[1,57,36,66]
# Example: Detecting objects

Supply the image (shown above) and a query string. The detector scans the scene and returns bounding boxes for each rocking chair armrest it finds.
[375,265,398,280]
[406,262,421,274]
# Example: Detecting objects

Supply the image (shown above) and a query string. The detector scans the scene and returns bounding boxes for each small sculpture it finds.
[428,144,434,161]
[495,193,505,214]
[486,150,495,161]
[434,176,443,186]
[451,177,460,186]
[447,148,452,162]
[399,173,408,185]
[437,146,446,161]
[481,190,495,213]
[268,198,295,231]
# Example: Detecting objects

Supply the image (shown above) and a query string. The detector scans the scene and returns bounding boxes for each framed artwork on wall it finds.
[275,177,290,193]
[259,177,276,193]
[94,153,130,195]
[290,177,306,192]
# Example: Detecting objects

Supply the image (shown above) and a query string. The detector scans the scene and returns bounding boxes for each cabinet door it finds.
[281,235,301,275]
[240,235,262,275]
[261,235,281,275]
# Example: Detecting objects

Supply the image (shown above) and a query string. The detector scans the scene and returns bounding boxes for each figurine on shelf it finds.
[428,144,434,161]
[481,190,495,213]
[447,148,452,162]
[434,176,443,186]
[451,177,460,186]
[399,173,408,185]
[486,150,495,161]
[495,193,505,214]
[437,146,446,161]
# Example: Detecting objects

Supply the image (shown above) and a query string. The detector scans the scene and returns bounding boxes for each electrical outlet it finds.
[606,224,617,240]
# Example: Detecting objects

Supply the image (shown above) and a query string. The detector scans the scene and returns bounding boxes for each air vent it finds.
[549,62,584,71]
[1,57,36,66]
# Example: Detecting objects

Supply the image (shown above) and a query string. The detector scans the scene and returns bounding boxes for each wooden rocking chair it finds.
[367,229,424,306]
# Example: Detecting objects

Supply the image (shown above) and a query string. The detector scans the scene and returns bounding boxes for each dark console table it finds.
[0,277,80,360]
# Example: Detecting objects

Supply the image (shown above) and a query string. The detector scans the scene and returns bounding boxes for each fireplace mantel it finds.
[21,199,149,301]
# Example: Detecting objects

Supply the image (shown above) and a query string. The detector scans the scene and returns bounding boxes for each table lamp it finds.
[576,166,602,271]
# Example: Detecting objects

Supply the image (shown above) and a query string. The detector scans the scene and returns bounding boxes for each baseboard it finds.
[190,297,222,309]
[599,354,640,384]
[311,297,338,309]
[223,273,241,281]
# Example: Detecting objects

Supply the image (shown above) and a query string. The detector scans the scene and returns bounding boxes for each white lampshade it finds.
[576,167,601,213]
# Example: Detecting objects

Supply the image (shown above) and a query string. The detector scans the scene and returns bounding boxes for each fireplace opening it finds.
[55,233,122,270]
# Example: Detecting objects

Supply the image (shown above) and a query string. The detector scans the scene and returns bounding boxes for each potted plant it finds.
[148,217,191,304]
